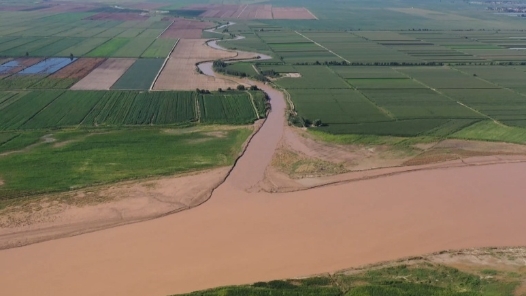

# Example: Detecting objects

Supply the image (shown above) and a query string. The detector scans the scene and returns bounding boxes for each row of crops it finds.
[0,12,177,58]
[0,90,268,131]
[256,30,526,64]
[273,64,526,136]
[0,57,168,91]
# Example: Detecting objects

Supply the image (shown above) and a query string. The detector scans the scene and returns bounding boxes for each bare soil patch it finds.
[153,39,238,90]
[51,58,106,79]
[283,73,301,78]
[0,167,230,250]
[85,13,148,21]
[71,58,135,90]
[262,126,526,192]
[161,18,215,39]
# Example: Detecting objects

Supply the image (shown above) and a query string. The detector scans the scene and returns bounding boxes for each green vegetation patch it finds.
[397,67,499,89]
[453,120,526,144]
[174,262,522,296]
[319,119,448,137]
[198,92,262,124]
[0,127,252,200]
[441,88,526,123]
[360,89,482,119]
[276,66,350,89]
[289,88,390,124]
[141,38,177,58]
[86,38,131,57]
[111,37,156,58]
[111,59,164,90]
[347,78,425,89]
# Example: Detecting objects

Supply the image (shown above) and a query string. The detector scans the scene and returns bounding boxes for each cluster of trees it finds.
[198,85,258,94]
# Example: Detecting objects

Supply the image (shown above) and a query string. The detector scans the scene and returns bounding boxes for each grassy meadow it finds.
[0,127,251,202]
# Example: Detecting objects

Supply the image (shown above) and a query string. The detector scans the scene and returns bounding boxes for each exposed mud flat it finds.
[0,168,230,250]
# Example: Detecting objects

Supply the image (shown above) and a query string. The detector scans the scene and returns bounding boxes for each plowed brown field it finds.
[51,58,105,79]
[71,58,135,90]
[153,39,238,90]
[160,19,215,39]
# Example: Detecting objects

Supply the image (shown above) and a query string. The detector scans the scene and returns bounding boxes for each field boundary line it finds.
[157,19,175,39]
[392,67,500,124]
[245,90,260,119]
[305,8,319,20]
[17,91,66,129]
[295,31,349,63]
[236,4,248,18]
[150,39,179,91]
[452,66,526,101]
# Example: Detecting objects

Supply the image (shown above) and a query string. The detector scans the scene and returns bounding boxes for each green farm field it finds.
[0,88,268,201]
[0,90,267,130]
[110,58,164,90]
[0,127,252,201]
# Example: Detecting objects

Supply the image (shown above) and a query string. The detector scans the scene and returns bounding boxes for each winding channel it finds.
[1,24,526,296]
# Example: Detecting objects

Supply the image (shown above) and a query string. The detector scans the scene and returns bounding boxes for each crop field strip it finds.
[275,62,526,136]
[111,59,165,90]
[0,90,266,131]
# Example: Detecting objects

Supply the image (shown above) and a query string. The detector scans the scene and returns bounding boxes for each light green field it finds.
[0,127,251,201]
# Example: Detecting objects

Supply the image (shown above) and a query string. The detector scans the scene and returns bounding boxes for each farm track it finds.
[295,31,350,63]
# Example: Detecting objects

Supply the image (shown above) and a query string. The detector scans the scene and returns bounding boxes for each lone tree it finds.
[25,52,29,57]
[249,85,258,90]
[69,53,74,60]
[237,85,245,91]
[218,88,223,92]
[313,119,322,127]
